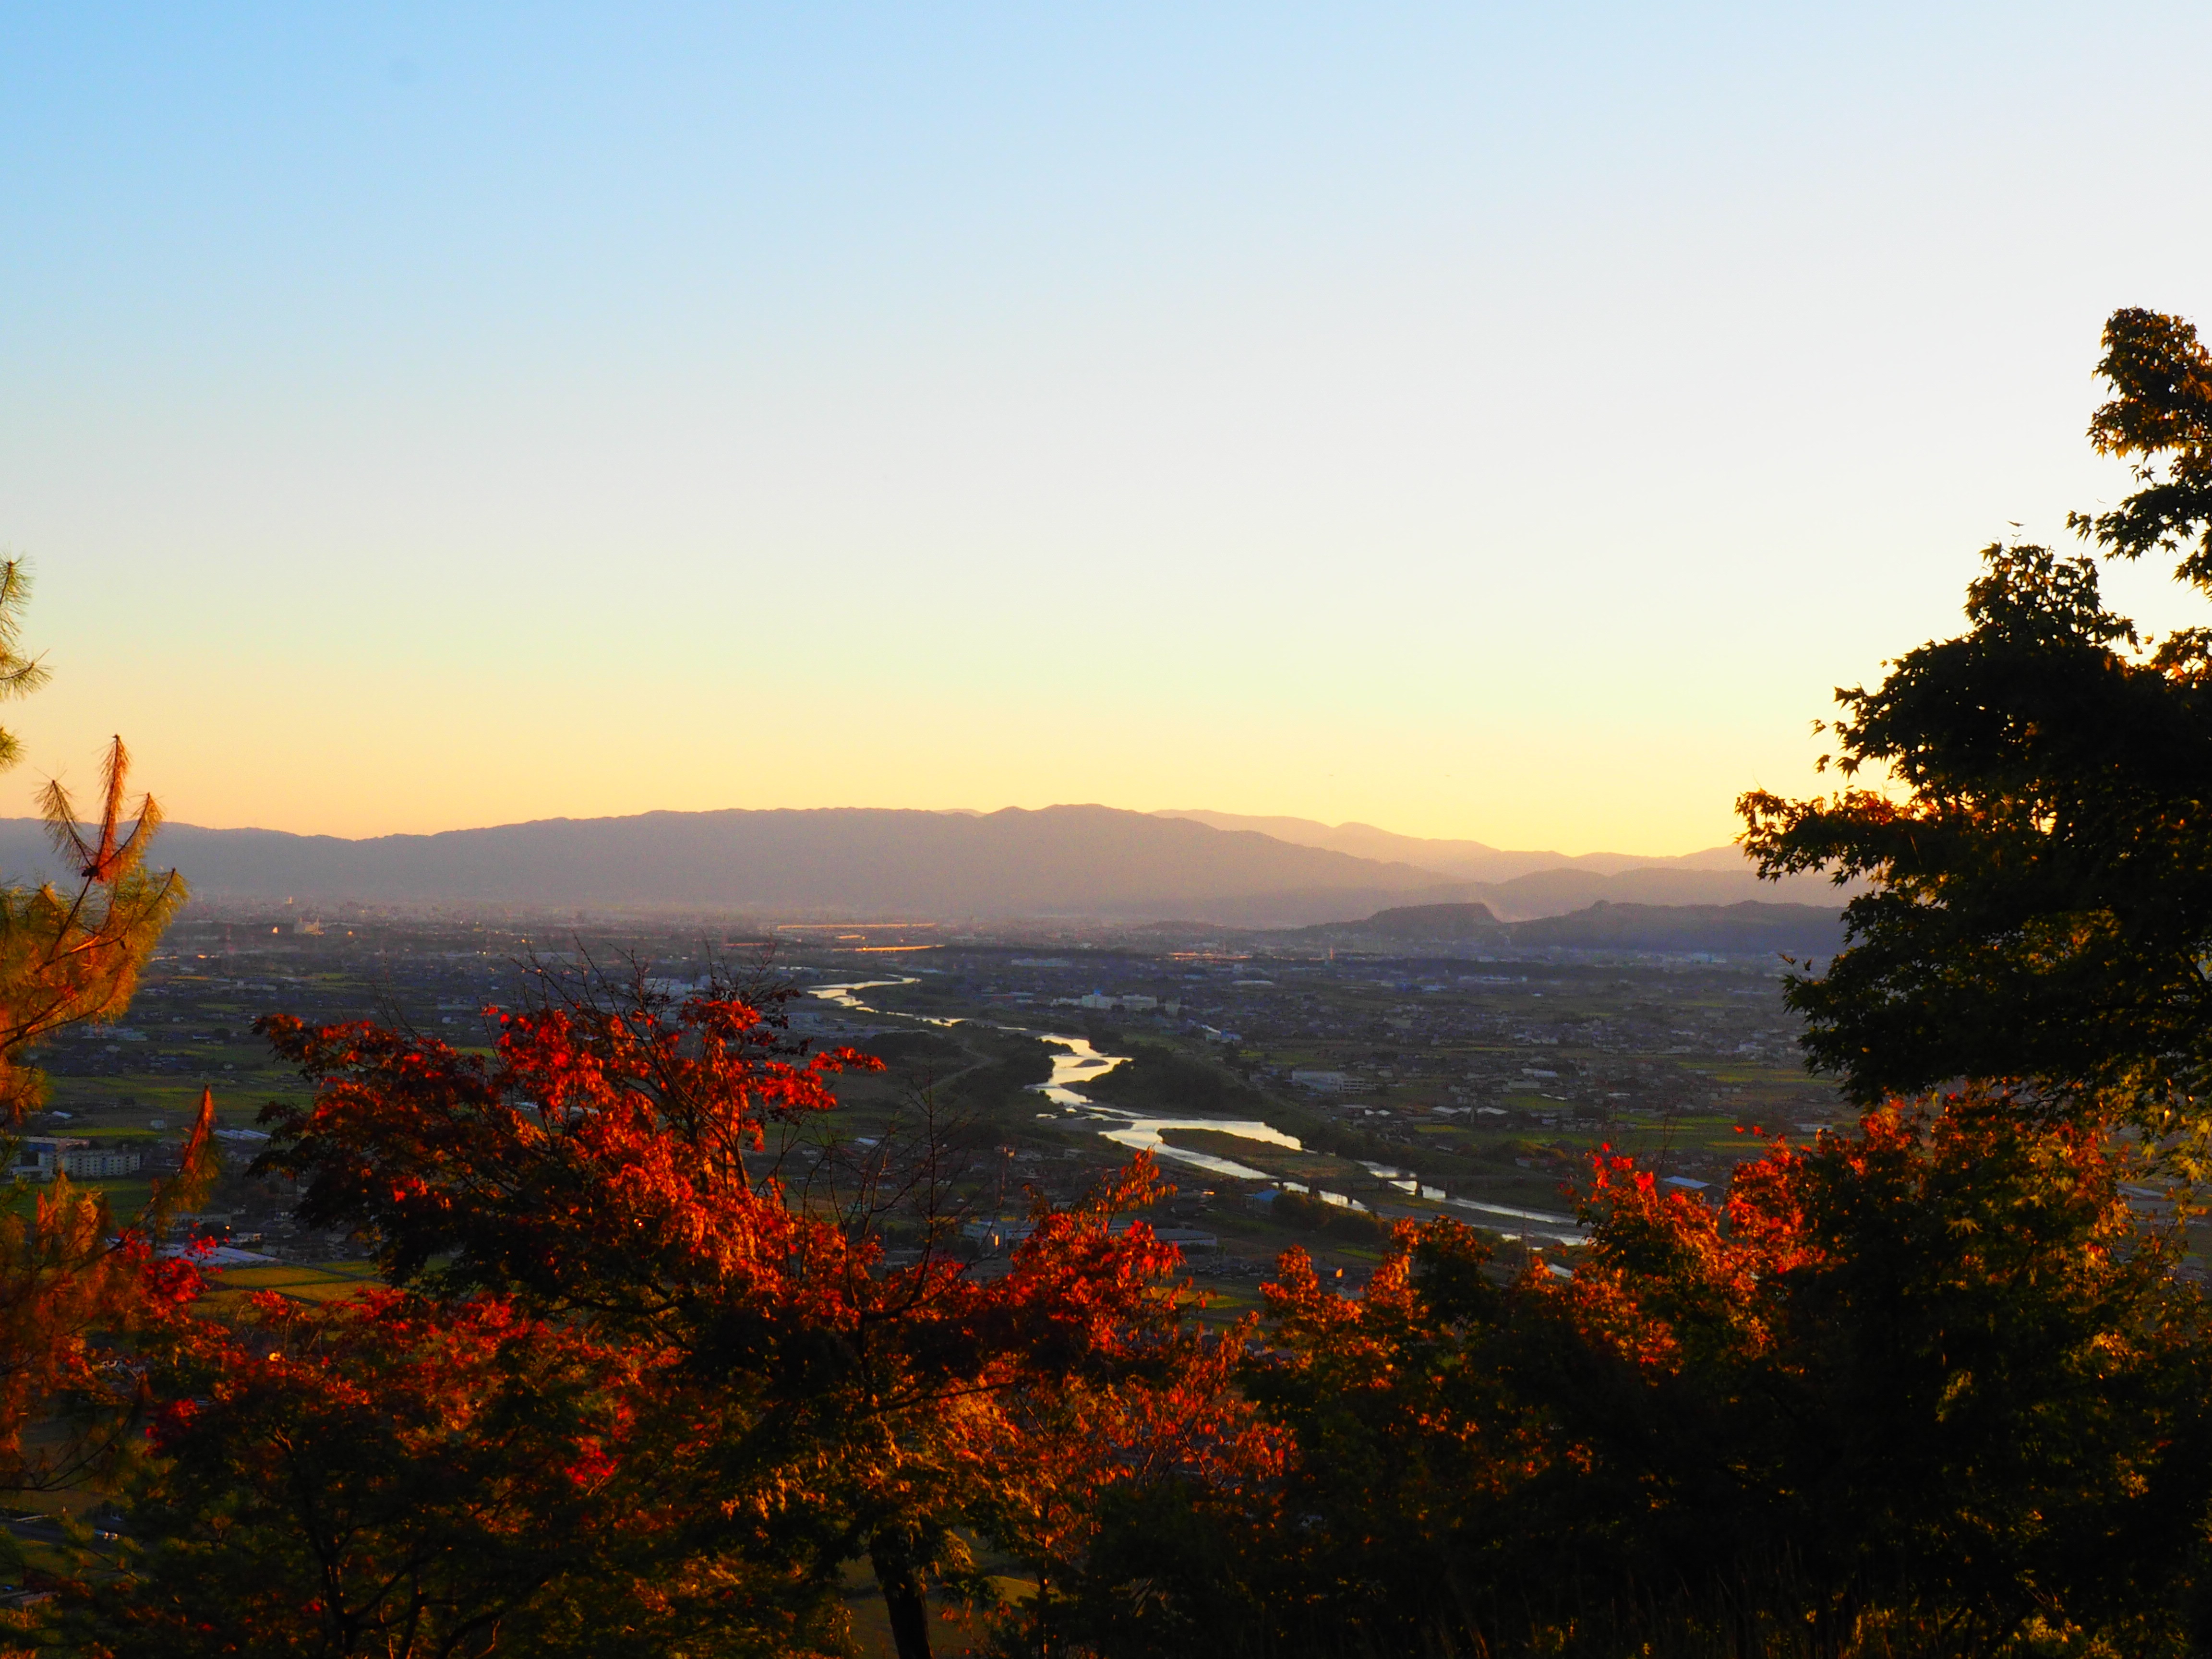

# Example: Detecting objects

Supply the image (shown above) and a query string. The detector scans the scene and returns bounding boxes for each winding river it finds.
[807,976,1585,1243]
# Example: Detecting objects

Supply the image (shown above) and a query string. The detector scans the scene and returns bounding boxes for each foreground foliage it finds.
[63,1057,2206,1657]
[1035,1094,2212,1659]
[113,975,1229,1658]
[68,1287,840,1658]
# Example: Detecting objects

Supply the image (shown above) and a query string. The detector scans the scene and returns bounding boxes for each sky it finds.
[4,3,2211,854]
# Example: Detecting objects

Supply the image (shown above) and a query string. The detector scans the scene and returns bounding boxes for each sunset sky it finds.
[5,3,2211,854]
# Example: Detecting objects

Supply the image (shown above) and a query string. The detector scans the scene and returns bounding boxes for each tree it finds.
[2076,306,2212,580]
[1051,1098,2212,1658]
[0,579,184,1118]
[0,1091,214,1506]
[247,973,1205,1659]
[1739,309,2212,1129]
[66,1287,840,1659]
[1538,1101,2211,1655]
[0,561,194,1502]
[977,1306,1284,1658]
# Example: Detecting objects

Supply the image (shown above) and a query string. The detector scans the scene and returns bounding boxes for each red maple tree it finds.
[233,974,1222,1656]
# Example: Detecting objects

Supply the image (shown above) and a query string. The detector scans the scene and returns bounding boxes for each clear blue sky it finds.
[4,3,2208,851]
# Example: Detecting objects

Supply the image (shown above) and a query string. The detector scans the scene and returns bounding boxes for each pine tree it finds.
[0,560,200,1503]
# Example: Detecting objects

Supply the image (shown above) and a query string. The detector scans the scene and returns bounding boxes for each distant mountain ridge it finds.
[1154,809,1683,880]
[0,806,1456,926]
[0,804,1853,927]
[1154,808,1850,916]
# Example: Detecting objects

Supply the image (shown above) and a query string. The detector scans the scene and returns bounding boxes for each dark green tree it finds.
[1739,309,2212,1136]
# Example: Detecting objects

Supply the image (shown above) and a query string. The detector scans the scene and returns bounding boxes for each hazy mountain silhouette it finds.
[1342,902,1506,943]
[1154,807,1850,914]
[0,805,1463,925]
[1509,899,1844,956]
[1458,865,1851,921]
[1154,808,1665,879]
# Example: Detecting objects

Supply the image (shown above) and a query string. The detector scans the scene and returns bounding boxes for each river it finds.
[805,977,1584,1242]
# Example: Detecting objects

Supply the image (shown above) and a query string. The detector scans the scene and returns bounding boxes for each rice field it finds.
[200,1259,381,1308]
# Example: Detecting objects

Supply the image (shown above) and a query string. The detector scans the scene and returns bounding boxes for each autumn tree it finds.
[1046,1099,2212,1658]
[62,1286,846,1659]
[975,1302,1283,1657]
[1528,1102,2211,1654]
[242,971,1211,1659]
[0,1091,214,1515]
[1739,309,2212,1130]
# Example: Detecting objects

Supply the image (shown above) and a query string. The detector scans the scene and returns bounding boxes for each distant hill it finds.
[1351,902,1506,943]
[0,805,1457,926]
[1154,808,1851,913]
[1298,897,1843,958]
[1510,900,1844,957]
[1463,864,1853,922]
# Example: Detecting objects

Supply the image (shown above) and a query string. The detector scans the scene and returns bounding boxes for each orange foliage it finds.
[0,1086,216,1494]
[73,1284,846,1659]
[242,982,1251,1653]
[1146,1090,2210,1656]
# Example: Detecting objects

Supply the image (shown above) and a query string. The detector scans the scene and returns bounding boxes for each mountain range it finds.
[0,805,1848,926]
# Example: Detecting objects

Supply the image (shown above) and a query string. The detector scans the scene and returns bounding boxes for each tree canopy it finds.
[1740,308,2212,1132]
[228,975,1248,1658]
